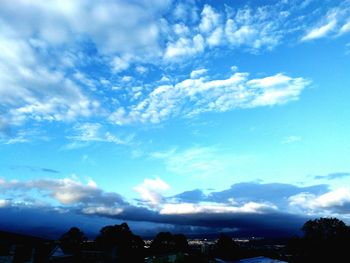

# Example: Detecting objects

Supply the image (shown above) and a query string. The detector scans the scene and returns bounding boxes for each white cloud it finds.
[74,72,95,89]
[0,177,126,207]
[224,6,283,50]
[0,128,49,145]
[68,123,128,144]
[0,0,170,56]
[302,19,337,41]
[160,201,277,215]
[82,206,123,216]
[134,177,170,207]
[302,5,350,41]
[339,20,350,35]
[0,199,10,208]
[0,35,98,126]
[173,23,191,36]
[109,70,309,125]
[136,65,148,74]
[0,0,344,135]
[150,146,254,180]
[247,74,309,107]
[111,56,131,72]
[199,5,220,34]
[121,76,133,82]
[207,27,223,46]
[173,1,198,23]
[282,135,302,144]
[111,86,122,91]
[152,147,227,178]
[190,68,208,79]
[289,187,350,214]
[164,34,205,60]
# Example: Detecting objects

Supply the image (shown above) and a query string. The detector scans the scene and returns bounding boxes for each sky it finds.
[1,0,350,238]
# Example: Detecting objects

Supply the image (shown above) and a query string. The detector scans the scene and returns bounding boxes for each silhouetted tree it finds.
[173,234,188,252]
[302,217,349,241]
[59,227,87,255]
[215,234,239,260]
[150,232,188,254]
[288,217,350,262]
[95,222,144,262]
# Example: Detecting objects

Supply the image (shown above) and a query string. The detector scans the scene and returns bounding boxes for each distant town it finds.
[0,217,349,262]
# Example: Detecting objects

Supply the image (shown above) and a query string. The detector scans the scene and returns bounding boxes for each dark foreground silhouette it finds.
[287,217,350,262]
[1,217,350,262]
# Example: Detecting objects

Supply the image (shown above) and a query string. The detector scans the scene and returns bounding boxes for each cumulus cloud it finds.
[0,177,127,208]
[0,0,169,55]
[110,71,310,125]
[134,177,170,207]
[289,187,350,214]
[199,5,221,34]
[164,34,205,60]
[190,68,208,79]
[224,8,283,50]
[0,35,98,127]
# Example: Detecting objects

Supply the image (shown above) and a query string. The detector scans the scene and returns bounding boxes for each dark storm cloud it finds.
[84,204,308,237]
[0,206,122,239]
[0,181,334,239]
[314,172,350,180]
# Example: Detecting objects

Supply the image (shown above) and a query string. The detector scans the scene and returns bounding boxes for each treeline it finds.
[58,217,350,262]
[59,223,144,262]
[58,223,241,262]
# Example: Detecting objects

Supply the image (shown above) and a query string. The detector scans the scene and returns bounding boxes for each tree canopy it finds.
[289,217,350,262]
[59,227,87,255]
[150,232,188,254]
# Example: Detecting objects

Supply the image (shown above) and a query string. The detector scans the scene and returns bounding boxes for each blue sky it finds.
[1,0,350,237]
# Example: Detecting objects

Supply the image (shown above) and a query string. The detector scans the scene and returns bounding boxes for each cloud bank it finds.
[1,176,349,238]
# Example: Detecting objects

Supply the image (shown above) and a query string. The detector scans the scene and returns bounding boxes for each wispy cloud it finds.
[10,165,60,174]
[302,19,337,41]
[64,123,133,149]
[301,3,350,41]
[314,172,350,180]
[151,146,229,178]
[0,128,50,145]
[110,71,310,125]
[282,135,302,144]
